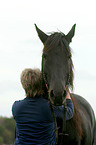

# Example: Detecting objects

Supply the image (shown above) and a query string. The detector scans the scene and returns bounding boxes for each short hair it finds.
[20,68,43,98]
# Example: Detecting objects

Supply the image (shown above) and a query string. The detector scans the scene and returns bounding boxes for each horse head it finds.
[35,24,76,105]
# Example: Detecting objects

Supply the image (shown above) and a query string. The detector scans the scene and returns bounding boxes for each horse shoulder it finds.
[72,93,95,126]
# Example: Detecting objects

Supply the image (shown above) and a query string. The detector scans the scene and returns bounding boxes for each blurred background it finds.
[0,0,96,118]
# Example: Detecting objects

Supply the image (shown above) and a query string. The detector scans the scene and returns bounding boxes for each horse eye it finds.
[68,55,71,59]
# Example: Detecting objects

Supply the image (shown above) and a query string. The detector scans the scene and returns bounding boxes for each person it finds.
[12,68,55,145]
[12,68,74,145]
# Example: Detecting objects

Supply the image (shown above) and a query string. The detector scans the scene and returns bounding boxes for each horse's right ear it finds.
[35,24,48,44]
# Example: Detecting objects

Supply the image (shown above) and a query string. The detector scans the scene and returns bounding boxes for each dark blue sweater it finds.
[12,96,74,145]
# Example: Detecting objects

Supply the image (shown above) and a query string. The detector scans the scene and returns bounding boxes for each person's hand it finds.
[66,91,71,99]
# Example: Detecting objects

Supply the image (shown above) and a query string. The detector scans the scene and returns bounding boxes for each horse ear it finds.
[35,24,48,44]
[66,24,76,43]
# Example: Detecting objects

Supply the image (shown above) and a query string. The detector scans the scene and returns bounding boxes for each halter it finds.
[42,53,70,144]
[43,71,69,145]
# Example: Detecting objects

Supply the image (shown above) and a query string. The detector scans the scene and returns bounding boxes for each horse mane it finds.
[71,94,83,139]
[42,32,83,139]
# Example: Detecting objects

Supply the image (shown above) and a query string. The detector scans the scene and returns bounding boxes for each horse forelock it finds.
[43,32,66,53]
[43,32,74,90]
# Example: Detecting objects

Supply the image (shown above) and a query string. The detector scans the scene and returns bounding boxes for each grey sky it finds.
[0,0,96,117]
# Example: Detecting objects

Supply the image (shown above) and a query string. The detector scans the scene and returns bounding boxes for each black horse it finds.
[35,24,96,145]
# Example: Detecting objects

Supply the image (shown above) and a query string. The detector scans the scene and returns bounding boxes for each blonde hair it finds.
[20,68,43,98]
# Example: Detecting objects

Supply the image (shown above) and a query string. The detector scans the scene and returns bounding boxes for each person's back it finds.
[12,69,55,145]
[12,96,55,145]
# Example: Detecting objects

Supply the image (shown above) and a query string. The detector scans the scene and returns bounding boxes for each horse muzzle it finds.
[49,89,67,106]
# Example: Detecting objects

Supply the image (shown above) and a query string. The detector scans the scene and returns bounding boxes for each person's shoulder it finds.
[39,96,49,104]
[35,96,49,107]
[12,98,26,117]
[35,95,48,102]
[12,98,26,109]
[13,99,23,105]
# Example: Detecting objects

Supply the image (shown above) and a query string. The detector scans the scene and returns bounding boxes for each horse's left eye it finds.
[68,55,71,59]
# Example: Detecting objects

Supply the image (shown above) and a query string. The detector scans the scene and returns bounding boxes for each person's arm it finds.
[66,92,74,120]
[53,92,74,120]
[66,91,71,99]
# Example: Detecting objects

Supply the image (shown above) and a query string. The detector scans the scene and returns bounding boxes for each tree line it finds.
[0,116,96,145]
[0,117,15,145]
